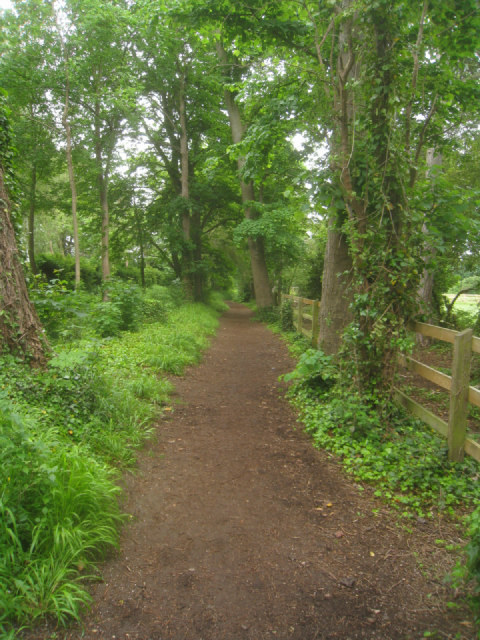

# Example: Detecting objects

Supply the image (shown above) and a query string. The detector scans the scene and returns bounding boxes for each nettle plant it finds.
[282,348,337,392]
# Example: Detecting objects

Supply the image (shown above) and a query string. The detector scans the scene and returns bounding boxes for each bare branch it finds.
[405,0,428,154]
[409,93,438,188]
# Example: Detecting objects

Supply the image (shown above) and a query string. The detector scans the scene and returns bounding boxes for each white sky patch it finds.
[290,133,329,171]
[291,133,306,151]
[0,0,12,10]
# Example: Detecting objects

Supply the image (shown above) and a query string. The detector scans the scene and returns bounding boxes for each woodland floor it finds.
[26,303,476,640]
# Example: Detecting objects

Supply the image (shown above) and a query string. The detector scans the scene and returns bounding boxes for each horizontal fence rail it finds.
[281,294,480,463]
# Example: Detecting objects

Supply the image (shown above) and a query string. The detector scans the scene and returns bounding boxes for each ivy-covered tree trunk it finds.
[333,2,424,392]
[314,1,424,390]
[0,166,48,366]
[318,217,353,355]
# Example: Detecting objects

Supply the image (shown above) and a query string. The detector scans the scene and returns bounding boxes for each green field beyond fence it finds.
[445,293,480,317]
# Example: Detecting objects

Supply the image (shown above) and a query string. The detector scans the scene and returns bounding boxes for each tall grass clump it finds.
[0,396,122,633]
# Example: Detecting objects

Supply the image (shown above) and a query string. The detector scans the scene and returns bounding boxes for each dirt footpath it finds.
[52,303,471,639]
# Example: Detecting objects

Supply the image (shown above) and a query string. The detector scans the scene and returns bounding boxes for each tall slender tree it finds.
[53,0,81,287]
[215,39,273,308]
[133,3,239,300]
[63,0,135,291]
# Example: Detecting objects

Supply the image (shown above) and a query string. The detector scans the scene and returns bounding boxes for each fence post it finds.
[312,300,320,347]
[297,297,303,334]
[448,328,473,462]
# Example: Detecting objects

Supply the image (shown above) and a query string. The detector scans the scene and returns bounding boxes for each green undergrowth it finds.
[0,300,221,637]
[279,339,480,629]
[289,380,479,516]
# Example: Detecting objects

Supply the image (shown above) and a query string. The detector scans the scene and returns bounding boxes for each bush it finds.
[167,279,187,306]
[30,277,71,338]
[205,291,229,313]
[79,258,102,291]
[113,264,141,282]
[143,265,178,287]
[30,279,95,341]
[107,279,143,332]
[35,254,101,292]
[36,254,75,289]
[141,284,179,323]
[283,348,337,392]
[280,299,294,331]
[92,301,123,337]
[92,280,144,337]
[255,305,280,324]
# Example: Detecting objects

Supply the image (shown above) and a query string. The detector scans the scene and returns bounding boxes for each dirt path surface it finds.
[41,303,471,639]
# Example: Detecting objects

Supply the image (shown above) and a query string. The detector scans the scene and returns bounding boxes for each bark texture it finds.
[0,167,48,365]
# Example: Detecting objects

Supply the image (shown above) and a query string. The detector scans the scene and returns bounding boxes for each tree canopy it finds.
[0,0,478,387]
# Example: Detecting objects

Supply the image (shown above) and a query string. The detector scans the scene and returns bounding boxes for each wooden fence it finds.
[281,294,480,463]
[281,294,320,347]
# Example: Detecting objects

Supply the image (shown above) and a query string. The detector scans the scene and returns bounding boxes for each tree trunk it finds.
[99,170,110,289]
[100,185,109,288]
[94,102,110,296]
[417,149,442,317]
[28,164,37,275]
[318,217,353,355]
[134,203,146,289]
[192,218,204,301]
[178,72,195,299]
[315,8,357,354]
[216,40,273,308]
[0,166,48,366]
[62,60,80,288]
[179,73,190,237]
[417,231,435,315]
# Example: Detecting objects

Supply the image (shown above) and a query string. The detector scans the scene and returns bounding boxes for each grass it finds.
[0,288,223,637]
[445,294,480,319]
